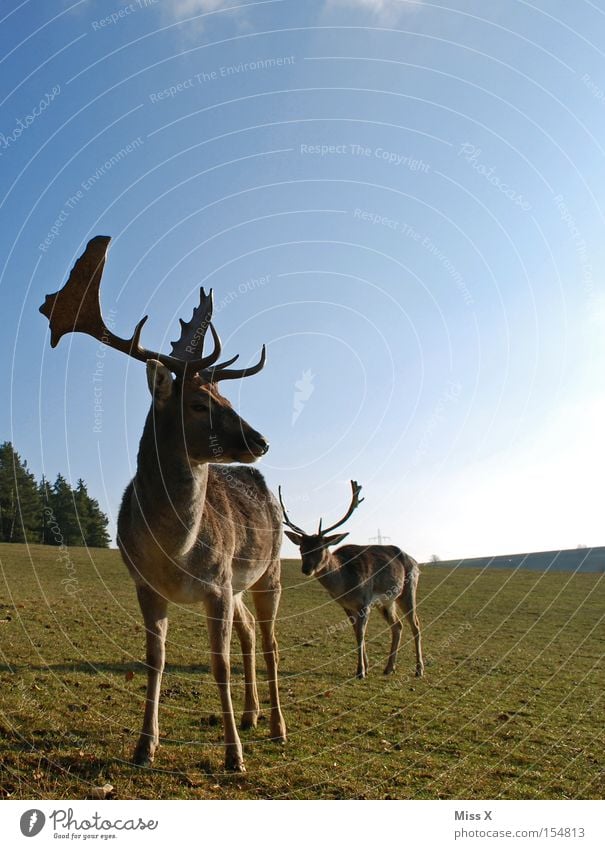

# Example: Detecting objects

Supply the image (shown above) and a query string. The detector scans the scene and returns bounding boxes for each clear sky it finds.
[1,0,605,560]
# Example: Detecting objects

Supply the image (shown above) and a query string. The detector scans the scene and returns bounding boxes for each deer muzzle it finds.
[246,431,270,457]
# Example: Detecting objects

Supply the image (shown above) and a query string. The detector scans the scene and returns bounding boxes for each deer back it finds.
[331,544,414,600]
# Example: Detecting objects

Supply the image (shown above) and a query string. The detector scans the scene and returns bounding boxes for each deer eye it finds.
[190,403,208,412]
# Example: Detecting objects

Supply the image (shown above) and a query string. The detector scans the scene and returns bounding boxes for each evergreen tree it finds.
[0,442,43,542]
[85,494,110,548]
[0,442,17,541]
[71,478,110,548]
[74,478,92,543]
[0,443,111,548]
[38,475,52,544]
[48,474,81,546]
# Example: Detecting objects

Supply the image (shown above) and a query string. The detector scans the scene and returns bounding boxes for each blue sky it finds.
[1,0,605,559]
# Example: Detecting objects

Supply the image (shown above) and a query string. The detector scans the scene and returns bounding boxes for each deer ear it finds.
[146,360,173,408]
[284,530,303,546]
[323,532,349,547]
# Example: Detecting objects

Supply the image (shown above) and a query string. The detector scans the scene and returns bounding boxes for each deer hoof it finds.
[270,712,287,743]
[355,670,367,680]
[240,712,259,730]
[132,743,155,768]
[270,726,287,744]
[383,667,395,676]
[415,666,424,678]
[225,747,246,772]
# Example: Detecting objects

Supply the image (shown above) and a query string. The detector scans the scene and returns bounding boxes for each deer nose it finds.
[248,431,269,455]
[258,436,269,454]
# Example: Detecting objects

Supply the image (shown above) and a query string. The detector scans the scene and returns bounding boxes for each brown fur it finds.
[288,535,424,679]
[118,366,286,772]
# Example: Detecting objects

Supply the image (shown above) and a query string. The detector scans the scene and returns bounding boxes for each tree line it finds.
[0,441,110,548]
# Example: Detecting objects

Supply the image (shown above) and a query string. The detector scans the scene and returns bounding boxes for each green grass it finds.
[0,543,602,799]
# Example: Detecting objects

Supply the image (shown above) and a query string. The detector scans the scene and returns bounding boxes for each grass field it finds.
[0,542,602,800]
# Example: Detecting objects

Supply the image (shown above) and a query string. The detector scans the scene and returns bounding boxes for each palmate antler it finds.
[279,480,365,538]
[39,236,266,382]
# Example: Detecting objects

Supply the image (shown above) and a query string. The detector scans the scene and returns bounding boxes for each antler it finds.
[170,286,221,365]
[279,481,365,539]
[278,486,308,536]
[39,236,266,382]
[206,344,266,382]
[317,480,364,535]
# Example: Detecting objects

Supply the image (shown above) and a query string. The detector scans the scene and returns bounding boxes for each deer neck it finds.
[315,550,343,590]
[132,408,209,557]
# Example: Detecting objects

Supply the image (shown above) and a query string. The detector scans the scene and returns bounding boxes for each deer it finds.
[279,481,423,680]
[40,235,286,772]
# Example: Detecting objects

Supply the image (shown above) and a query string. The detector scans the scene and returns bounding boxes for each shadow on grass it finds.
[0,727,111,752]
[2,661,214,675]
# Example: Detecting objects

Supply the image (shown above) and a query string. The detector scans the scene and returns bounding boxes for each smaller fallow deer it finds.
[279,482,424,679]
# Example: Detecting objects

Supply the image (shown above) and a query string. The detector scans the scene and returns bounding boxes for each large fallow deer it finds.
[280,481,423,679]
[40,235,286,772]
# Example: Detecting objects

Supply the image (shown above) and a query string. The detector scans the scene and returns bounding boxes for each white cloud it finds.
[165,0,238,16]
[159,0,245,35]
[323,0,422,25]
[168,0,235,13]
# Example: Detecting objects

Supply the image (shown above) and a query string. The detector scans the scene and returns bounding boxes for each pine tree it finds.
[48,474,80,546]
[16,455,42,542]
[74,478,92,544]
[85,493,110,548]
[38,476,52,544]
[0,442,43,542]
[72,478,110,548]
[0,442,17,541]
[0,443,111,548]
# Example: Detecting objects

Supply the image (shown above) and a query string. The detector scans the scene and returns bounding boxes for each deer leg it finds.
[133,584,168,767]
[252,579,286,743]
[204,591,245,772]
[398,582,424,677]
[233,596,260,730]
[380,603,403,675]
[352,613,369,679]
